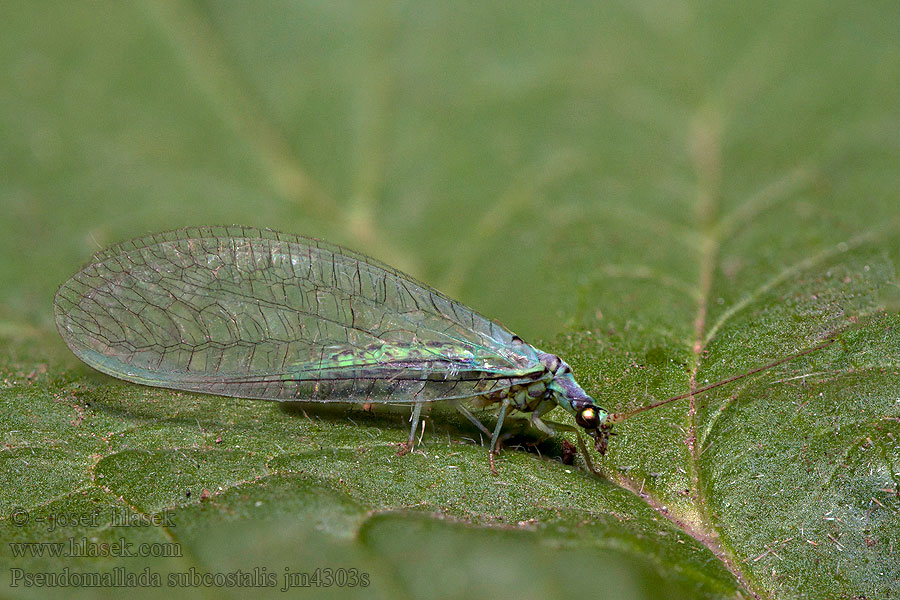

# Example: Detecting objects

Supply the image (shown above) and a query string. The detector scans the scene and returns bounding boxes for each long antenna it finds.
[606,336,839,425]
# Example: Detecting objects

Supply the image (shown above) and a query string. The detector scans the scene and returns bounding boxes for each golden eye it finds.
[576,407,600,429]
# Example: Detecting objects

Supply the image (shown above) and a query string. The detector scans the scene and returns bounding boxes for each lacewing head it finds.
[538,352,611,451]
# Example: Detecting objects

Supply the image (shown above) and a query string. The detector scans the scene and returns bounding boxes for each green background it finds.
[2,1,900,599]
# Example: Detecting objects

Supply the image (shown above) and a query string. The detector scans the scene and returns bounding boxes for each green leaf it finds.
[2,1,899,599]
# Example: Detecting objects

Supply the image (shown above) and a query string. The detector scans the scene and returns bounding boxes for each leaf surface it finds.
[2,1,899,598]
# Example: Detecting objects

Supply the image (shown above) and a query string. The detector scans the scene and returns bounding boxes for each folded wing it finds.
[54,226,541,403]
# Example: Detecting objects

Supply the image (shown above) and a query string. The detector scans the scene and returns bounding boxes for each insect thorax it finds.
[474,376,552,412]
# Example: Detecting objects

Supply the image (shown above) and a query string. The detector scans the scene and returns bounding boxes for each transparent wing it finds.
[54,226,542,403]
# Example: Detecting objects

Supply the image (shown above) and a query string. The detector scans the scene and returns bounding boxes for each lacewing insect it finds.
[54,226,837,472]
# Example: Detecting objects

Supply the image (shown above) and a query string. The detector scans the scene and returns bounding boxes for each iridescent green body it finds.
[310,341,549,410]
[54,226,611,466]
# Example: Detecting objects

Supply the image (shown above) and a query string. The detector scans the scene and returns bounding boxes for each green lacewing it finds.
[54,226,838,471]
